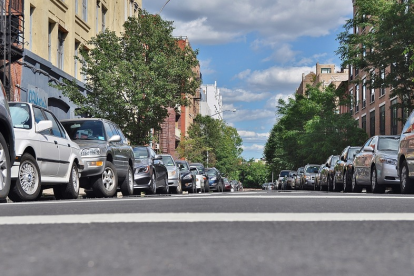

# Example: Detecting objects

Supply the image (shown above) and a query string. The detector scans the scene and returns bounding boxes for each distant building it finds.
[296,63,349,96]
[200,81,223,119]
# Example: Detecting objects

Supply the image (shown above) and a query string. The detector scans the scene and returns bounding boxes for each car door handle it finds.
[68,144,71,147]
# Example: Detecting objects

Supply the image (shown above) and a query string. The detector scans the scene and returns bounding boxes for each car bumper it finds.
[133,172,151,189]
[79,156,106,178]
[168,177,180,187]
[377,163,400,185]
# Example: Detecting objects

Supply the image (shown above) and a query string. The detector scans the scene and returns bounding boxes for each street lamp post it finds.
[209,109,236,118]
[158,0,171,14]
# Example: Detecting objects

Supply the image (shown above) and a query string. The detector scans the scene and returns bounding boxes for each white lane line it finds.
[2,213,414,225]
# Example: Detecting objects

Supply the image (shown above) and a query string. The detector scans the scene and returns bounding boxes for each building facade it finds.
[200,81,222,119]
[13,0,141,119]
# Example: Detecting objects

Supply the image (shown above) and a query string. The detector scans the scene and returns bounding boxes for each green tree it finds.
[264,84,367,170]
[178,115,243,179]
[53,9,201,145]
[336,0,414,114]
[239,160,269,188]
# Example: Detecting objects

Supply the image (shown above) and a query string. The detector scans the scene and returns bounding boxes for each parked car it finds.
[206,167,224,192]
[314,165,325,190]
[160,155,181,193]
[223,177,232,192]
[61,118,134,198]
[175,160,196,193]
[319,155,339,191]
[397,111,414,193]
[301,164,320,190]
[0,84,15,200]
[190,166,208,193]
[333,146,361,192]
[262,182,275,190]
[8,102,84,201]
[277,170,291,190]
[231,180,241,191]
[190,162,209,192]
[132,146,169,194]
[353,135,400,193]
[295,167,304,189]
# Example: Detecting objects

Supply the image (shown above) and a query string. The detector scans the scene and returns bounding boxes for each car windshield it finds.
[331,156,339,165]
[378,137,399,151]
[9,103,32,129]
[306,166,320,173]
[348,148,359,160]
[298,168,304,173]
[62,120,106,141]
[191,164,205,173]
[206,170,217,177]
[280,171,289,177]
[161,156,175,166]
[176,162,189,171]
[133,147,148,159]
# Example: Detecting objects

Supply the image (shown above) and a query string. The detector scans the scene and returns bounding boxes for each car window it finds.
[133,147,149,159]
[161,156,175,166]
[331,156,339,166]
[32,107,50,135]
[177,162,189,171]
[377,137,399,151]
[43,111,63,138]
[280,171,289,177]
[206,170,216,177]
[104,122,117,140]
[148,148,156,158]
[348,148,359,160]
[306,166,320,173]
[9,103,32,129]
[62,120,105,141]
[112,123,126,143]
[363,138,373,148]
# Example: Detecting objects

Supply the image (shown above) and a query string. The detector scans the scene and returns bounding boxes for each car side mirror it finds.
[325,163,330,168]
[153,155,162,160]
[341,156,345,161]
[363,146,374,152]
[36,120,53,133]
[190,167,197,172]
[108,135,121,142]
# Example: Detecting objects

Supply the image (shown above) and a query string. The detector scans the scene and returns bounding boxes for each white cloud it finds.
[242,144,265,151]
[144,0,352,45]
[221,87,271,103]
[199,59,215,75]
[234,69,251,80]
[262,44,300,64]
[264,93,294,109]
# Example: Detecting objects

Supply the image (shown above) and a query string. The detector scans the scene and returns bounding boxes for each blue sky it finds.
[143,0,353,160]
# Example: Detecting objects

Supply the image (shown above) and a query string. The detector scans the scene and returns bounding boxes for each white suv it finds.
[8,102,84,201]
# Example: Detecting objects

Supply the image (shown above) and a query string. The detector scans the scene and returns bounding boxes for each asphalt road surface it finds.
[1,189,414,276]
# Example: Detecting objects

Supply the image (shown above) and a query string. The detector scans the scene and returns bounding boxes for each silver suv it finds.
[0,83,15,200]
[61,118,134,198]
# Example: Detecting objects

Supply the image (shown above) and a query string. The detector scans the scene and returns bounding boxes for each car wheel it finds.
[351,172,362,193]
[174,182,182,194]
[400,160,414,194]
[343,172,351,193]
[333,175,339,192]
[92,161,118,198]
[0,133,11,200]
[371,167,385,194]
[120,166,134,196]
[148,173,157,194]
[54,163,80,200]
[8,153,41,202]
[162,176,169,194]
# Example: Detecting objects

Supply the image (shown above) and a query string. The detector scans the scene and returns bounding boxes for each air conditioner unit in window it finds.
[155,143,160,150]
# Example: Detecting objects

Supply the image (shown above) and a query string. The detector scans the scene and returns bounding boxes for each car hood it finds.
[376,151,398,159]
[134,158,150,167]
[72,139,107,149]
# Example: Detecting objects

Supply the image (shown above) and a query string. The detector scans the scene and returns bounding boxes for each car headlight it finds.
[168,170,176,178]
[305,175,310,179]
[183,174,192,180]
[135,166,150,174]
[81,148,101,156]
[379,158,397,165]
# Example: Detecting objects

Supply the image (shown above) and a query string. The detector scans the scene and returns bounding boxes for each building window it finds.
[362,79,366,108]
[391,99,398,135]
[29,7,35,51]
[82,0,88,22]
[75,0,78,14]
[48,23,53,62]
[321,68,331,74]
[355,84,360,113]
[74,42,80,77]
[380,68,386,96]
[102,6,107,31]
[362,115,366,132]
[370,110,376,137]
[380,105,385,135]
[350,88,354,115]
[370,77,375,103]
[57,30,65,70]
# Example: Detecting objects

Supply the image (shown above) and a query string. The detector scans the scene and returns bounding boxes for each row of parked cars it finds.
[0,92,238,202]
[275,119,414,194]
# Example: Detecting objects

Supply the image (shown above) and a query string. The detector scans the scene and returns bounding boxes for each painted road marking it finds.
[2,213,414,225]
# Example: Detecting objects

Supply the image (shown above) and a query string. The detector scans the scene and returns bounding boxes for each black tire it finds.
[0,133,11,200]
[161,176,169,194]
[92,161,118,198]
[371,167,385,194]
[120,166,134,196]
[8,153,41,202]
[333,175,340,192]
[173,182,182,194]
[54,163,80,200]
[205,183,210,193]
[351,172,362,193]
[148,173,157,194]
[343,171,352,193]
[400,160,414,194]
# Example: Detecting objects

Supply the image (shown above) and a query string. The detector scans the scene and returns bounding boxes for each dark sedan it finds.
[132,146,169,194]
[206,167,224,192]
[176,160,196,193]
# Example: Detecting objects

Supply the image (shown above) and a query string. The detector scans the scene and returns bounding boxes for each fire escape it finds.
[0,0,24,100]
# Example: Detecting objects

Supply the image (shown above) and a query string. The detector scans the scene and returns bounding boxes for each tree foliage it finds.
[264,84,368,172]
[53,9,201,145]
[177,115,243,179]
[336,0,414,113]
[238,159,269,188]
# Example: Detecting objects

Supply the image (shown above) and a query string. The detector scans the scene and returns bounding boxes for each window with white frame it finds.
[380,67,386,96]
[370,77,375,103]
[350,88,354,114]
[82,0,87,22]
[362,78,366,108]
[355,84,360,113]
[57,29,65,70]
